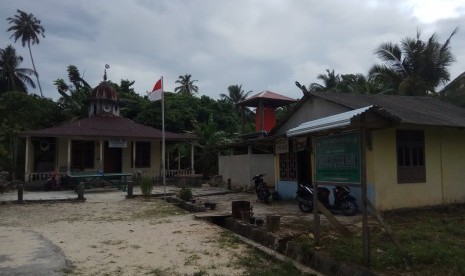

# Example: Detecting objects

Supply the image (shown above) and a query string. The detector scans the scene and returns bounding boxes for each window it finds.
[396,130,425,183]
[279,152,297,181]
[132,142,151,168]
[71,140,95,170]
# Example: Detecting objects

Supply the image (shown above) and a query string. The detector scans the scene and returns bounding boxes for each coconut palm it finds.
[311,69,341,92]
[220,84,253,133]
[0,45,36,94]
[369,28,458,96]
[220,84,252,110]
[7,9,45,97]
[174,74,198,95]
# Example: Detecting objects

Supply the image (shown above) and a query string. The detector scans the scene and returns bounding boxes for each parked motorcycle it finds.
[295,183,358,216]
[252,174,271,204]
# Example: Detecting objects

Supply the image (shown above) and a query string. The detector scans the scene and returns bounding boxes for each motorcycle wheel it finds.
[298,200,313,213]
[340,200,358,216]
[258,188,270,204]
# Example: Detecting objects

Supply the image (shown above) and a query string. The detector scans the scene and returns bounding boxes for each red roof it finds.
[238,90,298,108]
[20,115,193,141]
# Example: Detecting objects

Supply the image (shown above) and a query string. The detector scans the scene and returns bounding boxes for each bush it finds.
[179,186,193,201]
[140,177,154,201]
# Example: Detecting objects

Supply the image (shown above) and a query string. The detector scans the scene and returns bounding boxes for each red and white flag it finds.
[148,78,163,101]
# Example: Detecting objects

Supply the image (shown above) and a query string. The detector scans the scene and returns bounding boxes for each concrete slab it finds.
[0,226,69,276]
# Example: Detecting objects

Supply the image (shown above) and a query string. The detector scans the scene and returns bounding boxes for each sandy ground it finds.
[0,191,251,275]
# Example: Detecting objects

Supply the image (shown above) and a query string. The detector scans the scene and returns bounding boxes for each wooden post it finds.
[361,128,370,266]
[191,143,195,175]
[266,214,281,232]
[127,178,134,198]
[77,181,85,200]
[316,201,351,236]
[17,183,24,203]
[312,136,320,245]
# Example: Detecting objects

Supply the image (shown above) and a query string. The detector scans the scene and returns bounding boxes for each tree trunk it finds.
[28,43,43,97]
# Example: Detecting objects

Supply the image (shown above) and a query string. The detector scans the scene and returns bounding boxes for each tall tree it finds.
[175,74,198,95]
[54,65,92,118]
[0,45,36,94]
[311,69,341,92]
[7,9,45,97]
[369,28,458,96]
[220,84,253,133]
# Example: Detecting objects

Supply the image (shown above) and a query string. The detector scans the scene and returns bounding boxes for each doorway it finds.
[104,141,122,173]
[296,149,311,186]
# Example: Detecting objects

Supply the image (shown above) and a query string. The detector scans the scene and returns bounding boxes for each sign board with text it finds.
[109,139,127,148]
[315,132,361,184]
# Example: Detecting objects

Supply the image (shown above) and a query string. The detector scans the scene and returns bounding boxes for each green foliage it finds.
[0,45,36,94]
[179,186,193,201]
[139,177,154,200]
[0,92,64,173]
[174,74,198,95]
[236,247,306,276]
[55,65,92,119]
[369,28,458,96]
[7,9,46,97]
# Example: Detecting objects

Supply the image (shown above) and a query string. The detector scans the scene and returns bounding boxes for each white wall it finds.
[219,153,274,189]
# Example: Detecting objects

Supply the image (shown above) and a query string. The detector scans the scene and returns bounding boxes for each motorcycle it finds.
[295,183,358,216]
[252,174,271,204]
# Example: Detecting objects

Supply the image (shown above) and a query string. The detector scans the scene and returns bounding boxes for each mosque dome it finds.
[90,81,119,101]
[87,65,120,117]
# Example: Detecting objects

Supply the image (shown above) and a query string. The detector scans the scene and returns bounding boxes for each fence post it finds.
[17,183,24,203]
[77,182,85,200]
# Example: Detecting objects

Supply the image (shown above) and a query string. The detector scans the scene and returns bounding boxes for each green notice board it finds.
[315,132,361,184]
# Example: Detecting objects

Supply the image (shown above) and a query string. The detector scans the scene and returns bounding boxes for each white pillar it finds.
[99,139,104,171]
[132,141,136,172]
[24,137,31,181]
[67,139,71,173]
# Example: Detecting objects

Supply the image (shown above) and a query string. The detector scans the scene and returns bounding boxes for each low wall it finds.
[220,217,375,276]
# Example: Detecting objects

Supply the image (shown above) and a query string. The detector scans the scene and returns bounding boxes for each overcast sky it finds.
[1,0,464,100]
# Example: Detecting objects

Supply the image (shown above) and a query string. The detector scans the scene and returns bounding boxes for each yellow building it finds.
[275,92,465,211]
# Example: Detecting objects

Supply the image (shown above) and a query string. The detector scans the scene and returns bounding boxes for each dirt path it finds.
[0,192,250,275]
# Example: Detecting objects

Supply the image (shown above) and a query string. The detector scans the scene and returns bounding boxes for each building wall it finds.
[54,138,162,174]
[435,128,465,205]
[218,153,274,189]
[370,127,465,210]
[275,97,350,136]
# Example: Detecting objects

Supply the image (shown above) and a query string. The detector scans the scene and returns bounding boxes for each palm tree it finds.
[311,69,341,92]
[0,45,36,94]
[369,28,458,96]
[175,74,198,95]
[220,84,253,133]
[7,9,45,97]
[220,84,252,110]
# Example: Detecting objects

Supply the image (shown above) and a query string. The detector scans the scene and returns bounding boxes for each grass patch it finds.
[132,201,188,219]
[148,267,180,276]
[236,247,313,276]
[312,206,465,275]
[184,253,201,266]
[217,231,242,249]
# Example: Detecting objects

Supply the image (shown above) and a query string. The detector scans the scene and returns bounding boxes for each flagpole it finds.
[161,76,166,200]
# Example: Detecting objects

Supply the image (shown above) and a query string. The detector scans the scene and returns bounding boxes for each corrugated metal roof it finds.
[21,115,193,141]
[286,106,374,137]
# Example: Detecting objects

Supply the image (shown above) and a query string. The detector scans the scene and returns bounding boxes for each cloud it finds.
[0,0,464,101]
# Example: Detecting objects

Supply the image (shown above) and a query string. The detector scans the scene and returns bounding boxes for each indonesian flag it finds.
[148,78,163,101]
